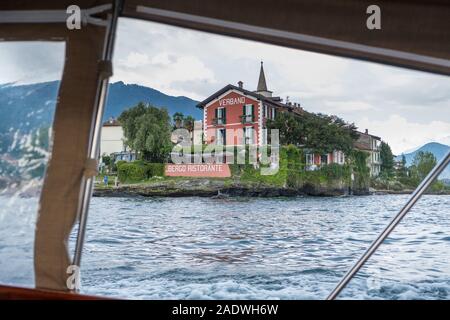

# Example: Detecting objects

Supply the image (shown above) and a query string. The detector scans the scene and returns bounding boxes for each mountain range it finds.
[0,80,201,135]
[396,142,450,179]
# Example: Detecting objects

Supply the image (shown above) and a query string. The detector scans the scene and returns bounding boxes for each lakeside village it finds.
[96,62,448,197]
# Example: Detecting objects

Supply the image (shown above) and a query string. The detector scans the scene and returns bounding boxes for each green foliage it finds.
[266,112,358,154]
[285,145,303,188]
[111,160,127,173]
[118,102,172,163]
[184,115,195,132]
[320,163,351,182]
[117,162,148,183]
[116,160,127,169]
[380,141,394,176]
[230,145,351,190]
[229,147,288,187]
[147,163,165,177]
[351,150,370,190]
[101,155,111,166]
[396,154,408,179]
[409,151,437,185]
[117,160,165,183]
[266,112,305,145]
[171,112,194,131]
[173,112,184,129]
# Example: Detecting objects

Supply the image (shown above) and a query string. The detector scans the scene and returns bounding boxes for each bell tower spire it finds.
[255,61,272,97]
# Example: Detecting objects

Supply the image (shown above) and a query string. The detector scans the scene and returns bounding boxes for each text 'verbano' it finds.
[219,96,245,106]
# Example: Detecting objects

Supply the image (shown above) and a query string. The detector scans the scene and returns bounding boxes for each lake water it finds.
[1,194,449,299]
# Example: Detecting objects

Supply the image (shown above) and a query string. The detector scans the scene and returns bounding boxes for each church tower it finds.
[255,61,272,97]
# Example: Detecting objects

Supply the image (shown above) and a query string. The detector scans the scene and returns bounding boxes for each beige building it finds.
[354,129,381,177]
[100,118,125,156]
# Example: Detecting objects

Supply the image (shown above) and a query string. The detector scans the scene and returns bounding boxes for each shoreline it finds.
[93,181,450,198]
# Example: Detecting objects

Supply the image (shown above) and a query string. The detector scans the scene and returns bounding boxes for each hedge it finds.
[117,161,165,183]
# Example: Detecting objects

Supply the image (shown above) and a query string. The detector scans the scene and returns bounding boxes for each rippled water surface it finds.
[1,195,449,299]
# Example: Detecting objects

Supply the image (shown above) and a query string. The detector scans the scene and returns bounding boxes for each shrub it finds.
[320,163,351,182]
[112,160,127,173]
[146,163,165,177]
[117,162,147,182]
[351,150,370,190]
[117,161,166,182]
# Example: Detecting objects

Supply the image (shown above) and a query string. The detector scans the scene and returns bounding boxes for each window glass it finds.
[0,42,65,287]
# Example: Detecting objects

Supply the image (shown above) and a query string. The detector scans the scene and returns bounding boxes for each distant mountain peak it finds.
[105,81,201,120]
[396,141,450,179]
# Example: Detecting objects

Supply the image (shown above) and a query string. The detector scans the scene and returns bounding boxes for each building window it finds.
[262,129,268,145]
[244,126,254,145]
[216,128,226,145]
[334,150,345,164]
[321,154,328,165]
[242,104,254,123]
[214,107,226,125]
[264,105,268,118]
[271,107,276,120]
[306,154,314,165]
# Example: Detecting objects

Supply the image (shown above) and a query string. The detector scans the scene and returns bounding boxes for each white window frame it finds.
[244,126,254,145]
[217,107,225,125]
[306,154,314,165]
[216,128,225,145]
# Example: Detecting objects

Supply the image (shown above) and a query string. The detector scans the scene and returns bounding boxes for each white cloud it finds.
[323,100,376,113]
[357,115,450,154]
[121,52,150,68]
[0,42,65,85]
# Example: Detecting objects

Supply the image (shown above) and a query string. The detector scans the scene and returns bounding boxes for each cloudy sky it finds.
[1,18,449,154]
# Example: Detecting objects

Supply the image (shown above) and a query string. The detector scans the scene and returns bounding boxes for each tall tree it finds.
[266,112,358,154]
[117,102,146,148]
[172,112,184,129]
[183,115,195,132]
[265,112,305,146]
[396,154,408,178]
[119,102,172,163]
[380,141,394,176]
[410,151,437,183]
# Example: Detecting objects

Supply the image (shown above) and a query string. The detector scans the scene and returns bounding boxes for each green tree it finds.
[183,115,195,132]
[410,151,437,184]
[101,155,111,166]
[265,112,305,145]
[118,102,172,163]
[380,141,394,176]
[117,102,146,148]
[266,112,358,154]
[173,112,184,129]
[351,150,370,191]
[396,154,408,179]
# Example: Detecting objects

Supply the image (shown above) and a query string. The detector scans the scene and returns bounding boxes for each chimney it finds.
[365,129,368,134]
[238,81,243,89]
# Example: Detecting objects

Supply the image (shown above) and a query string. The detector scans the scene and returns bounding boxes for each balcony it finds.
[240,114,254,124]
[212,117,225,126]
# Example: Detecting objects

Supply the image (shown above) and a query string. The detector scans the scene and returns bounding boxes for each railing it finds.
[240,114,254,124]
[212,117,225,125]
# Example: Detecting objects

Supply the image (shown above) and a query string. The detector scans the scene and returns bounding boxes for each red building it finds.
[197,62,346,167]
[197,62,304,147]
